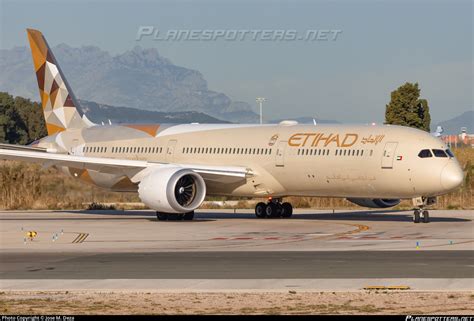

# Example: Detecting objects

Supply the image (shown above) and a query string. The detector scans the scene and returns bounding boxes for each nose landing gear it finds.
[255,199,293,218]
[412,197,436,224]
[413,210,430,223]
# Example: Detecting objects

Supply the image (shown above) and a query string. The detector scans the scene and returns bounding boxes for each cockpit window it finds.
[432,149,448,158]
[445,149,454,158]
[418,149,433,158]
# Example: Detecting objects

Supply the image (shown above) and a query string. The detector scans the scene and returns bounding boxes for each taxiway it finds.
[1,209,472,291]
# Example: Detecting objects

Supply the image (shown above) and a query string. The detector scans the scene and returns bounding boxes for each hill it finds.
[270,116,340,124]
[0,44,258,123]
[0,92,226,145]
[436,110,473,134]
[78,100,228,124]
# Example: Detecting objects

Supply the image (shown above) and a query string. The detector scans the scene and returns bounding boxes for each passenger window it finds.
[418,149,433,158]
[432,149,448,158]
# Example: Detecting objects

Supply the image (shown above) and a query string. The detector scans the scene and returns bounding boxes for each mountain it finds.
[78,100,227,124]
[270,116,340,124]
[436,110,473,135]
[0,44,258,123]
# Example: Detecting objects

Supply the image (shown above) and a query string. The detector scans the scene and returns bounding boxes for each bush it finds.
[86,202,116,210]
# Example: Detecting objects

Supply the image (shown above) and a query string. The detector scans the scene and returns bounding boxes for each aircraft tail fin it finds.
[26,28,88,135]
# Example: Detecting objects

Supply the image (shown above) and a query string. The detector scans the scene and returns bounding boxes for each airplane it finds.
[0,29,464,223]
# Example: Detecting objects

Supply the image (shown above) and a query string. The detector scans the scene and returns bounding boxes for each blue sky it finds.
[1,0,472,124]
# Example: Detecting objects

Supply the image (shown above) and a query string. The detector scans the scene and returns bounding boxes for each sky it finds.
[0,0,472,124]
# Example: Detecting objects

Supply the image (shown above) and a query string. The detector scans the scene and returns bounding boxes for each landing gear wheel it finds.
[265,202,278,218]
[422,210,430,223]
[156,212,168,221]
[183,211,195,220]
[276,202,283,217]
[413,210,421,223]
[281,202,293,218]
[255,202,267,218]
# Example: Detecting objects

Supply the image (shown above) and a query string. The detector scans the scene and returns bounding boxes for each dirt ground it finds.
[1,291,473,315]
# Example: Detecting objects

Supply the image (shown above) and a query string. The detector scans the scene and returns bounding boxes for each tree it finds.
[13,96,47,142]
[0,92,47,144]
[385,82,431,132]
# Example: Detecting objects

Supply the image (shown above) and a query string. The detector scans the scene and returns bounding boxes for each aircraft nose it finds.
[440,162,464,191]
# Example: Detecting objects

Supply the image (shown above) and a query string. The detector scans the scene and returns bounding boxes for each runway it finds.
[0,251,472,279]
[0,209,472,291]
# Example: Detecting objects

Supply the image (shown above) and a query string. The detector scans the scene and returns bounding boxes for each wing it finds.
[0,143,47,152]
[0,148,252,184]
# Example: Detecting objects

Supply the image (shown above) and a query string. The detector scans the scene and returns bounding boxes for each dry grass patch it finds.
[1,291,473,315]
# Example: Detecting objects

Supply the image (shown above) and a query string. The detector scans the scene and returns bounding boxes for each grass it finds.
[1,291,473,315]
[0,147,472,210]
[0,161,140,210]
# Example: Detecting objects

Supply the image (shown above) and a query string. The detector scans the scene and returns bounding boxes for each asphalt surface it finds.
[1,209,472,290]
[1,250,472,279]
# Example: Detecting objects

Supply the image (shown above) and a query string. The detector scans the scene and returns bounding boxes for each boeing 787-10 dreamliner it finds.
[0,29,464,223]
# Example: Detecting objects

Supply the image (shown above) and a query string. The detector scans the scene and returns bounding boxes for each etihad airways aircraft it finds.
[0,29,464,223]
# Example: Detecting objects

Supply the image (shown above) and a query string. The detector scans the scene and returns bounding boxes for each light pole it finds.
[256,97,266,124]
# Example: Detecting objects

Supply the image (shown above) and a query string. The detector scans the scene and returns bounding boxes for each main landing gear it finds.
[156,211,194,221]
[412,196,436,224]
[255,198,293,219]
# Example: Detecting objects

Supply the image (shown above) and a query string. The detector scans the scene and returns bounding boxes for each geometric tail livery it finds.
[27,28,87,135]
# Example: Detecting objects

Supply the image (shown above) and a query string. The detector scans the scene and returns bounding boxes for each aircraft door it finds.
[381,142,398,169]
[275,141,287,167]
[166,139,177,162]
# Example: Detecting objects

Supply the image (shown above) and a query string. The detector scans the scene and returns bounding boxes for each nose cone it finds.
[440,162,464,191]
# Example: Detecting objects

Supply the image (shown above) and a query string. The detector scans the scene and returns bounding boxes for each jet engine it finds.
[138,167,206,213]
[346,198,400,208]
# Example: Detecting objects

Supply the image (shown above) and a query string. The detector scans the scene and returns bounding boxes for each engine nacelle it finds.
[346,198,400,208]
[138,167,206,213]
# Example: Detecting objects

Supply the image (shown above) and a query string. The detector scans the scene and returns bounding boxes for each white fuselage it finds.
[38,123,463,199]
